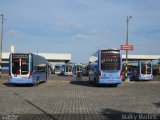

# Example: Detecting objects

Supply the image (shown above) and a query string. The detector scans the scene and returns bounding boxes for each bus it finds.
[124,60,153,81]
[64,63,75,76]
[74,64,82,75]
[88,48,122,86]
[2,61,9,71]
[139,61,153,80]
[127,61,153,80]
[54,64,65,75]
[8,53,49,85]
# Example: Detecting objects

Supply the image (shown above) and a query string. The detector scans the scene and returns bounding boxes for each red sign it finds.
[120,45,133,50]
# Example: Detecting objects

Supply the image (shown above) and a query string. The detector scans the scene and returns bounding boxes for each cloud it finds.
[7,30,18,37]
[72,34,90,41]
[56,22,82,30]
[7,30,29,39]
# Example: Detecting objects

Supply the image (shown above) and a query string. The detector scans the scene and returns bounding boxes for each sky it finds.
[1,0,160,63]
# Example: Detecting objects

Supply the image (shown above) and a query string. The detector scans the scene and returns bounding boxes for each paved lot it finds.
[0,75,160,120]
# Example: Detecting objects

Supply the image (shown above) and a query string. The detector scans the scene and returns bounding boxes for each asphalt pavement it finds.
[0,74,160,120]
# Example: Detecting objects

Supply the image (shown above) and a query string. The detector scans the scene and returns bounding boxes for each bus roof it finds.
[100,48,120,51]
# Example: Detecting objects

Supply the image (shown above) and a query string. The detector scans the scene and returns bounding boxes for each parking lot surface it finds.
[0,75,160,120]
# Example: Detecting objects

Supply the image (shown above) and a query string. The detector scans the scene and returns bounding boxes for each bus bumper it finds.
[64,72,73,76]
[98,78,122,84]
[8,78,34,84]
[139,76,153,80]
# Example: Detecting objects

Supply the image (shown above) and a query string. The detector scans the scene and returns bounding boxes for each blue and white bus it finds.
[74,64,82,74]
[139,61,153,80]
[8,53,49,85]
[2,61,9,71]
[54,64,65,75]
[124,60,153,81]
[64,63,75,76]
[89,49,122,86]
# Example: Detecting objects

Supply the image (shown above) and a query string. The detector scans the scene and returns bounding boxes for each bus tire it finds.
[34,78,39,86]
[11,83,15,87]
[112,84,118,87]
[89,76,91,83]
[94,78,97,85]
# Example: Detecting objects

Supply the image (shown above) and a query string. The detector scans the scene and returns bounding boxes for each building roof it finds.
[122,55,160,61]
[2,52,71,61]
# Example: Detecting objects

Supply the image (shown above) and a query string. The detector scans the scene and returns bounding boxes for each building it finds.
[89,54,160,63]
[2,52,71,70]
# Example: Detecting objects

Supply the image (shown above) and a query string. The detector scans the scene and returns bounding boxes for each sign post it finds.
[121,45,134,82]
[121,45,133,50]
[121,16,132,82]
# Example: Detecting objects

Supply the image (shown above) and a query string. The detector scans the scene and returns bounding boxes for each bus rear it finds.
[9,53,33,84]
[98,49,122,85]
[139,61,153,80]
[55,64,63,75]
[64,64,74,76]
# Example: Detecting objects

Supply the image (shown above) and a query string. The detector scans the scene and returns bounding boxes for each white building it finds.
[2,52,71,69]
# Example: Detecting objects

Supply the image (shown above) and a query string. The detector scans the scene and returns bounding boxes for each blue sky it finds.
[1,0,160,63]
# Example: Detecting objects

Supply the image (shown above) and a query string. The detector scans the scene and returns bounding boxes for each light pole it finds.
[0,14,5,78]
[125,16,132,81]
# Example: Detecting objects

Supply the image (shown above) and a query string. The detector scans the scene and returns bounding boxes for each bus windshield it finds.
[101,50,120,70]
[141,62,151,74]
[12,54,29,75]
[55,66,61,72]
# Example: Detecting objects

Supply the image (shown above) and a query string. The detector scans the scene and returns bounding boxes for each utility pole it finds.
[125,16,132,81]
[0,14,5,79]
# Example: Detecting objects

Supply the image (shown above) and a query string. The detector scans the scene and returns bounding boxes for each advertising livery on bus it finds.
[8,53,49,85]
[89,48,122,86]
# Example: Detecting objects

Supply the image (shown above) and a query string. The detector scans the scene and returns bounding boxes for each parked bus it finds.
[64,63,75,76]
[124,60,153,80]
[138,61,153,80]
[54,64,65,75]
[74,64,82,74]
[2,61,9,71]
[88,48,122,86]
[8,53,49,85]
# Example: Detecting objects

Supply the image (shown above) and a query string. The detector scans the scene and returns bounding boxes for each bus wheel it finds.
[94,78,97,85]
[112,84,118,87]
[34,80,39,86]
[89,77,91,83]
[11,83,15,87]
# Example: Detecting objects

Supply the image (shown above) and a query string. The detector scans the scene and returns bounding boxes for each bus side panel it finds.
[32,54,48,82]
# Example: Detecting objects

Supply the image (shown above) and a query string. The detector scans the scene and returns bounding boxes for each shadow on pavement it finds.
[70,80,119,88]
[154,102,160,108]
[3,82,34,87]
[70,80,95,87]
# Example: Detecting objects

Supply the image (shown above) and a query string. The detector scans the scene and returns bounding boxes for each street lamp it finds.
[125,16,132,81]
[0,14,5,78]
